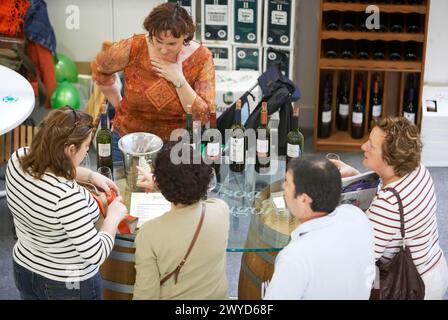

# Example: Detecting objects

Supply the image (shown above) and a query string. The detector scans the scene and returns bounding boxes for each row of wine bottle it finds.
[318,73,418,139]
[325,12,422,33]
[323,40,420,61]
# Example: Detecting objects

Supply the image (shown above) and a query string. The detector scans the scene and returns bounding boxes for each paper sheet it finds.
[130,192,171,228]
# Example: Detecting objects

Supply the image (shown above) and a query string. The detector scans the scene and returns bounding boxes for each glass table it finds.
[100,158,299,300]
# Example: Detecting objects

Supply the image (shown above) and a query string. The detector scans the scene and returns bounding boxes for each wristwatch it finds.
[174,79,185,89]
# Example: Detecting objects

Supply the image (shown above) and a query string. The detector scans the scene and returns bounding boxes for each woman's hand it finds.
[150,56,185,87]
[106,196,128,224]
[91,171,120,196]
[136,166,156,192]
[329,159,361,178]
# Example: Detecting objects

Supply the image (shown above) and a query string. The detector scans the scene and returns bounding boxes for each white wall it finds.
[47,0,447,128]
[424,0,448,85]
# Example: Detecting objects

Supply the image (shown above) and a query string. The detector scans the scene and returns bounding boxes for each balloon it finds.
[54,53,79,83]
[51,81,80,109]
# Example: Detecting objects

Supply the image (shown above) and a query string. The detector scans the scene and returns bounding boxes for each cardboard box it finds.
[233,0,263,46]
[421,85,448,167]
[215,70,262,118]
[233,46,262,71]
[263,46,294,78]
[201,0,232,43]
[263,0,296,49]
[207,44,233,70]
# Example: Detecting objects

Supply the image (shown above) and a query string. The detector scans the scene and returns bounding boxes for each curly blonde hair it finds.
[375,117,422,177]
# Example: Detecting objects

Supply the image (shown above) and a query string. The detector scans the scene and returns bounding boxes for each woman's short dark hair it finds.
[20,107,94,180]
[143,2,195,45]
[287,157,342,214]
[153,142,212,206]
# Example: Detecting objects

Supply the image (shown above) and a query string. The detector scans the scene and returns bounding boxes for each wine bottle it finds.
[337,72,349,131]
[370,75,382,130]
[229,99,246,172]
[205,104,221,182]
[405,41,418,61]
[185,105,195,150]
[318,75,332,139]
[286,104,305,166]
[96,102,113,174]
[407,14,421,33]
[341,40,354,59]
[325,40,338,59]
[351,80,365,139]
[404,86,416,124]
[341,13,356,31]
[325,12,339,31]
[389,41,402,61]
[389,13,405,32]
[356,40,370,60]
[372,41,386,60]
[255,101,270,174]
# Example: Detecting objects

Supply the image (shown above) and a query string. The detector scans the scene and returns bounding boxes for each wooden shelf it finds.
[320,58,422,72]
[315,131,368,152]
[321,31,425,42]
[322,3,427,14]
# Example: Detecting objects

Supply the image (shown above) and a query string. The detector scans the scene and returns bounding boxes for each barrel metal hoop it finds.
[102,279,134,294]
[109,250,135,262]
[115,238,136,248]
[240,258,263,287]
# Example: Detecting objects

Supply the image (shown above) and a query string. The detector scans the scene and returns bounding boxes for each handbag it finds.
[160,204,205,286]
[372,187,425,300]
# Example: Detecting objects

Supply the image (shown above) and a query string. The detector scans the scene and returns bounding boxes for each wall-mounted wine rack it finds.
[314,0,430,152]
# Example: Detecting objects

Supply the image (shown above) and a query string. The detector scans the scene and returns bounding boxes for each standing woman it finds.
[332,117,448,299]
[6,107,128,300]
[91,2,215,160]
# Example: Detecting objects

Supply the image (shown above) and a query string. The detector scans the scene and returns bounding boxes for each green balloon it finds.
[54,53,78,83]
[51,81,80,109]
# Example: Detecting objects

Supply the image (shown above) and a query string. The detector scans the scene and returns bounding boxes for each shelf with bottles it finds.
[320,39,423,72]
[322,10,426,42]
[323,1,428,14]
[314,69,421,151]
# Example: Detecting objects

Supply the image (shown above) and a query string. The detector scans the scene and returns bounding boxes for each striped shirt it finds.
[366,164,443,276]
[5,148,114,282]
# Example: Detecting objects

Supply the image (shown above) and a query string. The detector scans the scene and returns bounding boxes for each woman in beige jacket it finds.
[133,142,229,300]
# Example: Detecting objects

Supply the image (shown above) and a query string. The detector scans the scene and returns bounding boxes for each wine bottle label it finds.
[206,5,228,26]
[206,142,220,157]
[238,8,254,23]
[287,143,301,159]
[372,104,382,118]
[404,112,416,124]
[339,104,349,116]
[322,110,332,124]
[230,137,244,162]
[271,10,287,26]
[352,112,363,125]
[256,139,269,154]
[98,143,111,157]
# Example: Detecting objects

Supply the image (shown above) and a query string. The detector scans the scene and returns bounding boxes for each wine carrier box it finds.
[166,0,196,23]
[263,0,296,49]
[233,0,263,46]
[263,46,294,78]
[233,45,263,71]
[207,44,233,70]
[215,70,262,118]
[421,85,448,167]
[201,0,232,43]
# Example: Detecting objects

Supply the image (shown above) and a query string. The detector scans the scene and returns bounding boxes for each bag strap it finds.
[160,204,206,286]
[383,187,406,248]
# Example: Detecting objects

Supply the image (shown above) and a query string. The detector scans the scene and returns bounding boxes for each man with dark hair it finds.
[264,158,375,300]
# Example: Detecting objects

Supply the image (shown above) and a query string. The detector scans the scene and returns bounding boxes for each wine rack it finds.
[314,0,430,152]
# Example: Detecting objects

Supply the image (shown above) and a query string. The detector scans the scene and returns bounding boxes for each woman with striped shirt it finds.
[332,117,448,299]
[6,107,128,300]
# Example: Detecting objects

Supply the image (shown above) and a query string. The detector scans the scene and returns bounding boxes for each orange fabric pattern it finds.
[91,34,215,141]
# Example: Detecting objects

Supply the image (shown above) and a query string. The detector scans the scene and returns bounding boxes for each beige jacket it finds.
[133,198,229,300]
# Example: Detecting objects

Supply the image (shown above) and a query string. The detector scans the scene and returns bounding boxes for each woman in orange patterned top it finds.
[91,3,214,161]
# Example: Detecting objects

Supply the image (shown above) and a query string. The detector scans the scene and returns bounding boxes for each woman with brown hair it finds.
[332,117,448,299]
[91,2,215,161]
[5,107,128,300]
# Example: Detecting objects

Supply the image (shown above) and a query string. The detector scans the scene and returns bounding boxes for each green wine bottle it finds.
[286,104,305,166]
[96,102,113,174]
[229,99,246,172]
[255,101,270,173]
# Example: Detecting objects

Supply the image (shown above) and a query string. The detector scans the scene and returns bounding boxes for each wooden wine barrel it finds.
[100,236,136,300]
[238,180,299,300]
